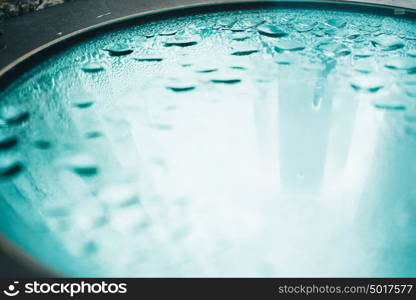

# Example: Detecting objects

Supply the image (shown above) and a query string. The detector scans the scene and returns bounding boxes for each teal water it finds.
[1,6,416,277]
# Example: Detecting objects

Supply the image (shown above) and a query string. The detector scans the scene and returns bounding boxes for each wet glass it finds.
[1,5,416,276]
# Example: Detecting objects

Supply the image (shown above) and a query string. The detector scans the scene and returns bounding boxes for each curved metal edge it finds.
[0,0,415,277]
[0,234,60,277]
[1,0,416,88]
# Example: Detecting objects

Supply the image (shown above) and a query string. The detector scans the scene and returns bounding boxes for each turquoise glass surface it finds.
[1,5,416,276]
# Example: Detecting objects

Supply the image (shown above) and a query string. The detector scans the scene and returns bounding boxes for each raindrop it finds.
[373,103,406,111]
[384,57,416,73]
[0,136,18,151]
[81,62,105,73]
[350,76,384,93]
[73,101,94,109]
[104,43,134,56]
[159,29,178,36]
[163,36,198,47]
[275,39,305,52]
[0,106,30,126]
[353,59,375,74]
[65,154,99,177]
[407,49,416,57]
[345,32,360,40]
[231,46,259,56]
[0,159,24,179]
[166,79,196,92]
[33,140,52,150]
[85,131,103,139]
[325,18,346,28]
[371,35,404,51]
[194,65,218,73]
[232,33,251,41]
[403,85,416,97]
[257,24,287,37]
[317,41,350,57]
[353,49,374,58]
[133,56,164,62]
[210,72,242,84]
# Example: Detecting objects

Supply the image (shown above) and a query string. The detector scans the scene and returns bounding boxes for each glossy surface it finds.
[1,6,416,276]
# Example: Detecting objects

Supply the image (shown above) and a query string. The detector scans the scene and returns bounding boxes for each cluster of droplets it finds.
[1,7,416,276]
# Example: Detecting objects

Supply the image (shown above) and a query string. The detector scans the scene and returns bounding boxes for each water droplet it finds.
[353,49,374,58]
[33,140,52,150]
[232,32,251,41]
[403,85,416,97]
[104,43,134,56]
[0,106,30,126]
[166,79,196,92]
[384,57,416,73]
[0,159,24,179]
[100,184,140,207]
[350,76,384,93]
[163,36,198,47]
[373,103,406,111]
[345,32,361,40]
[371,35,404,51]
[217,19,237,28]
[210,73,242,84]
[230,22,248,32]
[257,24,287,37]
[231,46,259,56]
[325,18,346,28]
[133,56,164,62]
[159,29,178,36]
[65,154,99,177]
[194,64,218,73]
[73,101,94,109]
[0,136,18,151]
[353,59,375,74]
[81,62,105,73]
[407,49,416,57]
[229,66,247,70]
[85,131,103,139]
[294,22,314,32]
[275,39,305,52]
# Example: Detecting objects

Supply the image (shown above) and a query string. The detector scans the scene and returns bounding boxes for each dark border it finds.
[0,0,415,277]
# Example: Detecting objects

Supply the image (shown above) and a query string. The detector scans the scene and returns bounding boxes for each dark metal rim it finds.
[0,0,415,277]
